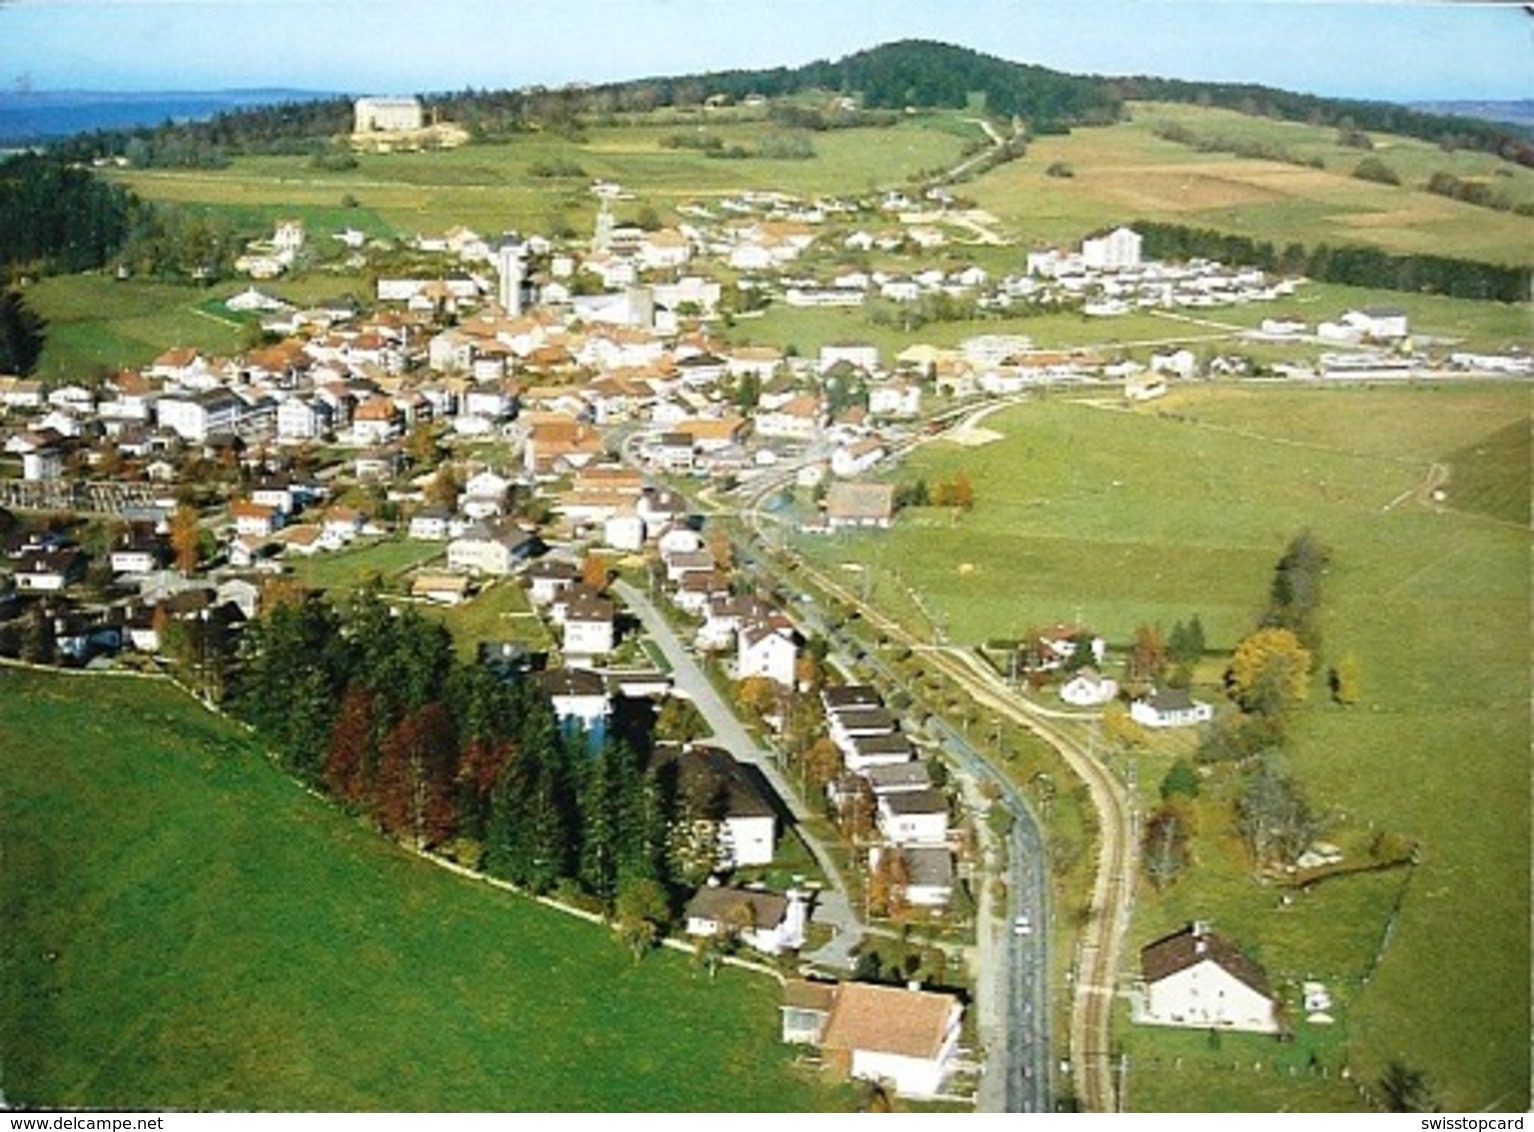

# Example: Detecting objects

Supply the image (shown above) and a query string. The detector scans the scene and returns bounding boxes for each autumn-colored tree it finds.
[325,683,378,805]
[580,551,611,592]
[424,464,462,511]
[949,469,974,512]
[405,422,440,468]
[868,846,912,918]
[1228,627,1311,717]
[170,502,200,574]
[736,675,778,721]
[706,524,735,572]
[802,737,843,793]
[373,702,459,850]
[1127,624,1167,683]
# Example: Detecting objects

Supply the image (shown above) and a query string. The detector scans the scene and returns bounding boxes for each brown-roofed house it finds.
[1136,921,1279,1034]
[825,482,895,530]
[781,979,963,1099]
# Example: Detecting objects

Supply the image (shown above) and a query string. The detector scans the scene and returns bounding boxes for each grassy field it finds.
[800,382,1530,1111]
[24,273,247,382]
[0,667,840,1111]
[106,112,973,237]
[285,537,444,593]
[965,103,1534,267]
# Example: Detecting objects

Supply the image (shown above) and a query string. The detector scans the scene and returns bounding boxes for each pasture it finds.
[801,382,1530,1111]
[965,104,1534,267]
[0,668,834,1111]
[106,111,975,237]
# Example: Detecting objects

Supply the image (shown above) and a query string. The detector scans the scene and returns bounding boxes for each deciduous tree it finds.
[1227,627,1311,717]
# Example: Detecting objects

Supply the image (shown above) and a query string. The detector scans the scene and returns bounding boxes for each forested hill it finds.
[622,40,1125,128]
[37,38,1534,169]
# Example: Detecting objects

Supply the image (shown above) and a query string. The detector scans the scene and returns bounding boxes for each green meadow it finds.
[105,111,974,237]
[0,668,837,1111]
[801,382,1530,1111]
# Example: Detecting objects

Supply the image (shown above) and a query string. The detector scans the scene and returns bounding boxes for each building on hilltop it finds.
[354,96,423,133]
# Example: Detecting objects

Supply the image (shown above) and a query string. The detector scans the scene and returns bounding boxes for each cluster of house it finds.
[818,683,955,916]
[1039,626,1214,727]
[0,512,260,667]
[1021,226,1299,316]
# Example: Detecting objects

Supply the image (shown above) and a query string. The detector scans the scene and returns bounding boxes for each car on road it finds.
[1013,913,1032,936]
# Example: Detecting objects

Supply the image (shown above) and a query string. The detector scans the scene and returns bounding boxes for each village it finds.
[0,94,1516,1105]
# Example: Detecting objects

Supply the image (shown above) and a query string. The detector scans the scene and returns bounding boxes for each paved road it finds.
[611,579,864,970]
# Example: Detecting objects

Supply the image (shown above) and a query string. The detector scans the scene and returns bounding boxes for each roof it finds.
[880,787,948,816]
[901,845,954,889]
[685,886,789,931]
[652,745,775,821]
[864,761,931,792]
[822,684,881,710]
[825,481,895,523]
[1144,688,1202,713]
[537,666,608,699]
[819,982,960,1061]
[783,978,837,1014]
[1141,923,1272,998]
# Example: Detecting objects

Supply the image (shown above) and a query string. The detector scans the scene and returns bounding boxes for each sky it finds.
[0,0,1529,104]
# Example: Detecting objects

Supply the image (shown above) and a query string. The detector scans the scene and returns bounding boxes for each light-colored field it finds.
[966,103,1534,266]
[800,383,1530,1111]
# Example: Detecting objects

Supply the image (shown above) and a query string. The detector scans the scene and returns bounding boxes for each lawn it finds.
[0,667,839,1111]
[803,382,1530,1111]
[417,575,555,660]
[25,273,247,381]
[286,537,444,593]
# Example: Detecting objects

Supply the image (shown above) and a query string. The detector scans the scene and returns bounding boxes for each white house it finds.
[684,886,808,956]
[354,96,424,133]
[1130,688,1213,729]
[537,666,612,733]
[1082,226,1143,271]
[1060,667,1119,708]
[446,520,535,576]
[737,621,798,688]
[657,745,776,870]
[876,788,950,847]
[867,381,922,419]
[526,559,582,605]
[562,594,616,658]
[1136,922,1280,1034]
[871,844,953,910]
[782,980,963,1101]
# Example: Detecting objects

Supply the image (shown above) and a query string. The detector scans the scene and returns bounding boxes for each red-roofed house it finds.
[781,980,963,1099]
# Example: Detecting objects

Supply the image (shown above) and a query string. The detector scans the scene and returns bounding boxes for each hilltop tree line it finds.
[1135,220,1531,303]
[234,589,727,914]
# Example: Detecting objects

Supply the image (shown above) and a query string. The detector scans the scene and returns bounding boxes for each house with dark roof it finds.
[1136,921,1279,1034]
[653,744,777,869]
[780,979,963,1099]
[684,885,808,956]
[1130,687,1213,729]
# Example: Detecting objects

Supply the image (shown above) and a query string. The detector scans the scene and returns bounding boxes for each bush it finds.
[1352,157,1401,186]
